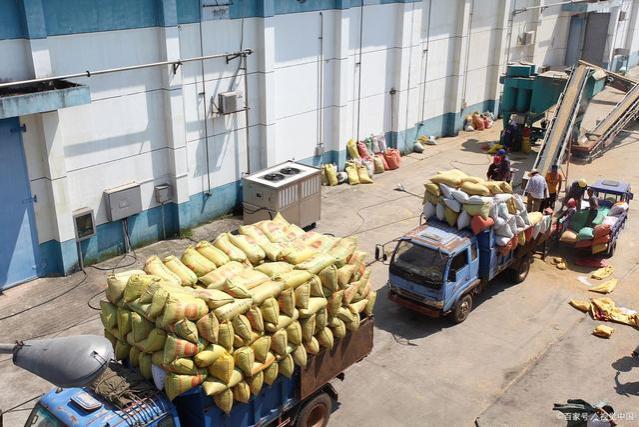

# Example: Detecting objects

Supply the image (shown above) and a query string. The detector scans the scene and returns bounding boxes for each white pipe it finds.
[0,49,253,89]
[318,11,325,154]
[356,0,365,141]
[199,0,212,196]
[460,0,475,111]
[420,0,433,123]
[404,2,417,138]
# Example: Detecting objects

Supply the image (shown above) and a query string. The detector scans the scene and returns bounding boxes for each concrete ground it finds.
[2,80,639,426]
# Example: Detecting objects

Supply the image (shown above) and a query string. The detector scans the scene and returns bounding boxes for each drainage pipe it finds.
[420,0,433,124]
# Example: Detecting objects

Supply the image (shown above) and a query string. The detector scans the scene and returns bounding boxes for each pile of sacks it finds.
[321,137,401,186]
[422,169,552,255]
[100,214,375,413]
[463,112,494,132]
[561,201,628,254]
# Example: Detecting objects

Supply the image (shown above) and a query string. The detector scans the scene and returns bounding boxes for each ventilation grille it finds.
[278,185,298,209]
[301,176,321,199]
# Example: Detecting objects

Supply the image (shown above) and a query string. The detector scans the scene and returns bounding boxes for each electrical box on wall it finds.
[154,184,171,204]
[72,207,96,242]
[104,182,142,222]
[518,31,535,46]
[217,90,244,115]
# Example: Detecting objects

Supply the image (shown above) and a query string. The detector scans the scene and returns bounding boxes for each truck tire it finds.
[296,392,332,427]
[452,294,473,324]
[510,255,530,284]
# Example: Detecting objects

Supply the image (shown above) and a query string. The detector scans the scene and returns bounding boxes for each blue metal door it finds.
[565,15,584,66]
[0,117,40,289]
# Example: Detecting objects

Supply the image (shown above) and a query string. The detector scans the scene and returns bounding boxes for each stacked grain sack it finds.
[422,169,552,255]
[100,214,375,413]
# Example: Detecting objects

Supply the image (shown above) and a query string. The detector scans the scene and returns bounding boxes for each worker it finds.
[486,155,502,181]
[524,169,549,212]
[558,198,577,232]
[496,149,512,182]
[542,164,563,211]
[586,187,599,224]
[563,178,588,211]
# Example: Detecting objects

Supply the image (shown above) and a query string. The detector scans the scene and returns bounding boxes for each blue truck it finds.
[18,318,373,427]
[377,218,550,323]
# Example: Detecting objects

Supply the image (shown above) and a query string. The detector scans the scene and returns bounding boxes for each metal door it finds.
[581,12,610,66]
[0,117,40,289]
[565,15,584,66]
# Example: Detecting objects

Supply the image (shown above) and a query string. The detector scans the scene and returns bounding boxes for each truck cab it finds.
[384,222,482,323]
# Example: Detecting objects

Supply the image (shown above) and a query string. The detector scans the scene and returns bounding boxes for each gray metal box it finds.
[104,182,142,221]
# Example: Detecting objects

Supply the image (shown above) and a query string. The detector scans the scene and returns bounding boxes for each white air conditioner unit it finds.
[217,90,244,115]
[518,31,535,46]
[619,11,627,21]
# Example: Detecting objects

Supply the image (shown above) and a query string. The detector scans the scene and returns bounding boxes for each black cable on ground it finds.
[0,270,88,322]
[0,394,43,415]
[87,289,105,311]
[346,194,414,237]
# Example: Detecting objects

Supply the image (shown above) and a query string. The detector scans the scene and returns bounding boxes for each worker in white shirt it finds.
[525,169,549,212]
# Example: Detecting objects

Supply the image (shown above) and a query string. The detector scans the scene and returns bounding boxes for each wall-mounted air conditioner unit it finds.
[217,90,245,115]
[518,31,535,46]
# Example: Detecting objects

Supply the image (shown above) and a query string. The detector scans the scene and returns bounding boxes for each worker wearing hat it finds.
[558,198,578,232]
[542,164,564,211]
[524,169,549,212]
[486,149,512,182]
[563,178,588,211]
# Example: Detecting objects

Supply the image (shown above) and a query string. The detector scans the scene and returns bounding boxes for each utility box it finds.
[104,182,142,221]
[154,184,171,204]
[218,90,244,115]
[72,207,96,241]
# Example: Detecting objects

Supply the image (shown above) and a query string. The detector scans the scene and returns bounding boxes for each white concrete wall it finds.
[2,0,639,250]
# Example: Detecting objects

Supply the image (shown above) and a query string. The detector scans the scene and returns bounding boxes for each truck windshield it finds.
[25,404,64,427]
[390,240,447,286]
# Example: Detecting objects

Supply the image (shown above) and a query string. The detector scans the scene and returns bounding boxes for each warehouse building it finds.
[0,0,638,288]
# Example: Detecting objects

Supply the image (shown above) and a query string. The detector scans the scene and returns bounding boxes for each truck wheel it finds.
[511,255,530,284]
[296,392,332,427]
[452,294,473,324]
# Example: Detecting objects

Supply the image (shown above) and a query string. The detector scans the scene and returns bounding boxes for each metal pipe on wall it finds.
[199,0,213,196]
[460,0,475,111]
[356,0,365,142]
[420,0,433,124]
[317,11,325,156]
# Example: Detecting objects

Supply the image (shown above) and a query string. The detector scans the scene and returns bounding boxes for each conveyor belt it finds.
[533,64,590,175]
[573,83,639,159]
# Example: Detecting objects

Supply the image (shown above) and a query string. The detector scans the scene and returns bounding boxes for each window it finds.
[470,245,478,261]
[390,241,448,286]
[450,251,468,272]
[25,404,64,427]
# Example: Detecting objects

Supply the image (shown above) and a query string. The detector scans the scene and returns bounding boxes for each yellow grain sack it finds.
[345,163,360,185]
[181,246,217,277]
[152,351,164,365]
[431,172,463,187]
[200,261,248,289]
[305,337,320,355]
[343,284,359,305]
[217,322,235,352]
[195,241,230,267]
[223,280,251,299]
[324,163,339,186]
[196,313,219,344]
[262,359,279,385]
[275,270,313,290]
[139,353,152,379]
[296,253,336,274]
[163,334,205,364]
[349,299,368,315]
[569,299,591,313]
[117,307,132,338]
[132,312,154,342]
[163,358,199,375]
[136,328,166,353]
[248,371,264,396]
[126,331,136,347]
[249,281,284,305]
[106,269,146,303]
[104,329,117,348]
[244,307,264,333]
[299,297,327,318]
[327,290,344,317]
[365,291,377,316]
[124,274,161,303]
[194,344,226,367]
[161,295,209,324]
[258,220,290,243]
[115,340,131,360]
[214,233,248,263]
[337,306,355,323]
[444,207,459,228]
[483,181,504,195]
[203,378,228,396]
[173,319,199,344]
[329,317,346,338]
[294,282,311,309]
[329,237,357,267]
[265,312,299,333]
[284,246,317,265]
[286,321,303,346]
[593,325,614,338]
[139,280,179,304]
[318,265,338,292]
[270,329,288,356]
[292,345,308,367]
[208,352,235,383]
[337,265,356,288]
[100,300,118,330]
[499,181,513,193]
[316,327,334,350]
[346,312,361,332]
[278,288,296,316]
[461,181,491,196]
[250,335,271,363]
[424,181,440,196]
[255,262,294,277]
[229,233,266,265]
[129,346,141,368]
[300,315,316,342]
[164,255,198,286]
[233,381,251,404]
[214,299,253,322]
[315,308,327,333]
[144,256,181,287]
[190,288,235,310]
[357,164,373,184]
[232,315,253,341]
[165,371,206,401]
[279,354,295,378]
[589,278,619,294]
[260,297,280,324]
[234,346,255,376]
[592,243,608,254]
[308,276,325,298]
[214,389,234,414]
[591,266,614,280]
